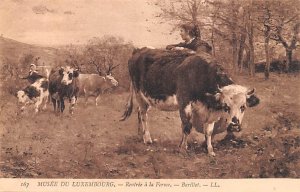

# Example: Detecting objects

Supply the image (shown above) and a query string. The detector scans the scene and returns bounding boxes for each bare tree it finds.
[246,0,256,76]
[154,0,206,25]
[63,44,85,71]
[85,36,122,75]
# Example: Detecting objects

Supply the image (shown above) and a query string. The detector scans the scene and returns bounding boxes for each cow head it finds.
[207,84,260,132]
[59,66,79,85]
[17,90,29,104]
[105,74,118,87]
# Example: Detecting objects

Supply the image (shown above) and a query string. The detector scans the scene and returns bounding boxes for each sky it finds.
[0,0,180,47]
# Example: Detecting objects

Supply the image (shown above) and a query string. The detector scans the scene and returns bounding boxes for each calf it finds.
[48,66,79,114]
[17,77,49,113]
[121,47,260,156]
[78,73,118,106]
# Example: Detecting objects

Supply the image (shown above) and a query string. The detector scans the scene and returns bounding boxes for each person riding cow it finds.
[121,47,260,156]
[166,23,212,55]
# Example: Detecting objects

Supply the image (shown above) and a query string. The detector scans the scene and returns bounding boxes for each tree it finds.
[154,0,212,45]
[84,35,134,89]
[255,0,300,73]
[154,0,207,25]
[63,44,85,71]
[84,36,126,75]
[245,0,256,76]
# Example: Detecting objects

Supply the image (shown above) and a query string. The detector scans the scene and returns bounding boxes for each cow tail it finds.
[120,82,134,121]
[45,68,50,80]
[45,68,50,104]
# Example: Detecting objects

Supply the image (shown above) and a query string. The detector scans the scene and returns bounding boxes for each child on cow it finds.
[21,63,43,84]
[166,23,212,55]
[29,63,38,75]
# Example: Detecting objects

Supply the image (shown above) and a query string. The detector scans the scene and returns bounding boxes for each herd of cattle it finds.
[17,66,119,114]
[16,47,260,156]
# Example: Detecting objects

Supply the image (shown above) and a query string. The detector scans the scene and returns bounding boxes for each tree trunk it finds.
[264,37,270,80]
[237,33,247,73]
[285,48,292,72]
[211,17,216,57]
[232,33,239,73]
[249,38,255,76]
[246,1,255,77]
[244,45,250,70]
[230,1,239,74]
[247,20,255,76]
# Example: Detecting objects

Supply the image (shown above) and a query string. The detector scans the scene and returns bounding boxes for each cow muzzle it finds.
[61,80,68,85]
[227,123,242,132]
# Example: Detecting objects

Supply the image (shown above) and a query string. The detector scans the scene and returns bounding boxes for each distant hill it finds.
[0,36,60,67]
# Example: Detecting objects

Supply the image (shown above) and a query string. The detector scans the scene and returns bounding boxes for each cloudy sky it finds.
[0,0,179,47]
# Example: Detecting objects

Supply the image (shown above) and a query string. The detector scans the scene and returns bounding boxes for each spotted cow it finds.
[121,47,260,156]
[48,66,79,114]
[17,77,49,113]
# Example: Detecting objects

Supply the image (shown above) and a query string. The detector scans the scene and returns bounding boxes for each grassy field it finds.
[0,72,299,178]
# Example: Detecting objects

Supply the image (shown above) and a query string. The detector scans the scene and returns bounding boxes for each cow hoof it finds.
[179,143,188,152]
[179,146,187,153]
[143,131,152,144]
[143,138,153,144]
[208,151,216,157]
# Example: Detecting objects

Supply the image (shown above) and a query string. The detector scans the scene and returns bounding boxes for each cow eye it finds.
[240,105,246,112]
[224,105,230,113]
[68,73,73,79]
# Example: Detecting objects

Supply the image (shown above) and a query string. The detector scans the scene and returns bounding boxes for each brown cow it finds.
[78,73,118,106]
[121,48,260,156]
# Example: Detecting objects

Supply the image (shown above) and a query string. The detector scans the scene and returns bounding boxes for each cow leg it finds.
[84,94,89,105]
[42,93,49,110]
[56,100,60,112]
[141,106,151,144]
[83,89,90,106]
[137,107,143,135]
[20,102,30,112]
[51,98,57,112]
[136,93,152,144]
[204,122,216,156]
[60,98,65,113]
[179,103,192,151]
[34,97,43,113]
[69,96,76,114]
[95,95,100,106]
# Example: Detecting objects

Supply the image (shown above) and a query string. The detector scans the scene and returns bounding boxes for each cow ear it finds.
[247,94,260,107]
[73,70,79,78]
[14,90,18,97]
[59,68,64,75]
[205,93,223,110]
[247,88,255,96]
[246,88,259,107]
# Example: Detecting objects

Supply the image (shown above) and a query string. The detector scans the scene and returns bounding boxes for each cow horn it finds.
[247,88,255,95]
[205,92,214,97]
[217,84,222,93]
